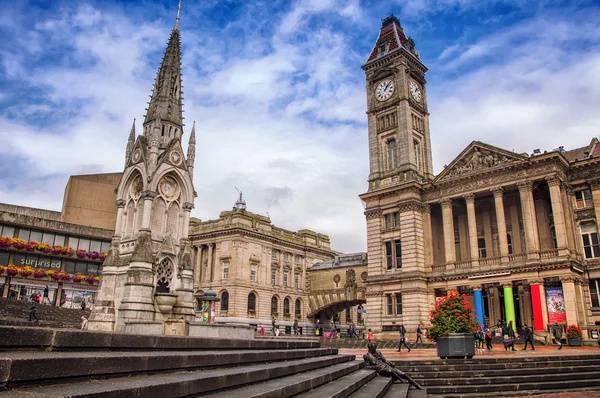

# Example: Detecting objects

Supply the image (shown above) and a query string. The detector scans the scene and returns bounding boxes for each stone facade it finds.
[88,13,197,333]
[357,15,600,339]
[189,196,336,332]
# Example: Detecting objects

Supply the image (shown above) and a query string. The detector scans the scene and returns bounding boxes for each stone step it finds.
[396,357,600,372]
[1,354,356,397]
[293,368,377,398]
[0,326,320,351]
[424,377,600,395]
[383,382,409,397]
[406,387,427,398]
[407,362,598,378]
[431,386,600,398]
[416,369,600,386]
[207,361,366,398]
[349,375,393,398]
[0,348,338,385]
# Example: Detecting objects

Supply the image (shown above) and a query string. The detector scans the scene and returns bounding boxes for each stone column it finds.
[193,246,202,289]
[208,243,214,283]
[503,283,516,328]
[182,203,193,238]
[491,187,509,262]
[574,279,588,330]
[464,194,479,266]
[529,280,546,332]
[441,198,456,267]
[517,181,540,259]
[115,199,126,236]
[487,286,500,326]
[519,284,533,328]
[422,205,434,267]
[560,277,579,326]
[546,176,568,255]
[473,285,485,326]
[140,191,157,230]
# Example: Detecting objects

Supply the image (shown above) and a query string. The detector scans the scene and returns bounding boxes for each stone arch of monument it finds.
[307,287,366,318]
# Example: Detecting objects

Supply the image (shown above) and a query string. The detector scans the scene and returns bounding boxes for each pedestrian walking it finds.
[81,316,88,330]
[29,300,39,322]
[416,325,423,344]
[272,317,276,334]
[485,328,493,350]
[293,319,299,335]
[552,321,563,350]
[367,328,374,341]
[502,320,517,352]
[330,320,337,339]
[522,323,535,350]
[81,300,86,311]
[258,323,265,337]
[43,286,49,305]
[397,324,411,352]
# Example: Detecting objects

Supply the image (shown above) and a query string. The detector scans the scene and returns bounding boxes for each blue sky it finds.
[1,0,599,253]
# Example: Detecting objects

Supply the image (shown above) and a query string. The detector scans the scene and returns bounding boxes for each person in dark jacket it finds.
[502,320,517,352]
[484,328,493,350]
[397,325,411,352]
[29,300,39,322]
[415,326,423,344]
[522,323,535,350]
[552,321,563,350]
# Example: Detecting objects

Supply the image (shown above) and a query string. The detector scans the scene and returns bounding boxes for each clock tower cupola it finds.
[362,15,433,190]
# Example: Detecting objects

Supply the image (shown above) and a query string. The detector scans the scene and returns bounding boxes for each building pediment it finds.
[434,141,528,183]
[156,139,189,172]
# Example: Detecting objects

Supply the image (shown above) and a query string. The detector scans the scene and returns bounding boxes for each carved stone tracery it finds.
[446,147,516,178]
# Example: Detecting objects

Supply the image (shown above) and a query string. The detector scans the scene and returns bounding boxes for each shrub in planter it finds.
[566,324,583,346]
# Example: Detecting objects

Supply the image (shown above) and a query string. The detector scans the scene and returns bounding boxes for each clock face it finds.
[158,176,180,201]
[375,80,394,101]
[410,81,422,102]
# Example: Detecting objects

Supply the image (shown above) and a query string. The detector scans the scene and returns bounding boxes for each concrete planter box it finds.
[436,333,475,359]
[567,338,582,346]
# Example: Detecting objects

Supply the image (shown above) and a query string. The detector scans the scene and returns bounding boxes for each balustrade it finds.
[478,256,501,266]
[539,249,558,259]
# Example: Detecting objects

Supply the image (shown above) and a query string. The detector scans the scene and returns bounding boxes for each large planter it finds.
[567,339,582,346]
[154,293,178,314]
[436,333,475,359]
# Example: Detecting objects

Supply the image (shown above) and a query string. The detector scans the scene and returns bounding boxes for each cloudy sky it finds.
[1,0,599,253]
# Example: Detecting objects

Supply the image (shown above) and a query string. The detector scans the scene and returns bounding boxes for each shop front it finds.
[7,278,59,304]
[60,284,97,309]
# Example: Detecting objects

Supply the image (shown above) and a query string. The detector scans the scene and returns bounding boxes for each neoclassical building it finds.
[189,195,336,331]
[358,15,600,338]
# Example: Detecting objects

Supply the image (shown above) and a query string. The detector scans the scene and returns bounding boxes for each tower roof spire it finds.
[143,2,183,130]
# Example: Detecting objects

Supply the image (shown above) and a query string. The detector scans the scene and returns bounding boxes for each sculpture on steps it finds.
[363,342,423,390]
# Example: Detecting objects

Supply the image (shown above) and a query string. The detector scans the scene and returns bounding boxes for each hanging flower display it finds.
[99,252,108,261]
[46,270,56,279]
[87,251,99,260]
[426,289,479,342]
[76,249,87,259]
[72,273,85,283]
[0,237,11,247]
[0,265,6,276]
[33,242,52,253]
[85,273,96,285]
[11,238,27,250]
[7,265,19,276]
[34,268,47,278]
[19,266,34,277]
[94,276,101,283]
[55,271,71,282]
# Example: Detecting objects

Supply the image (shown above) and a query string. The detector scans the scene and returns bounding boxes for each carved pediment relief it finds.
[436,142,526,182]
[369,67,395,85]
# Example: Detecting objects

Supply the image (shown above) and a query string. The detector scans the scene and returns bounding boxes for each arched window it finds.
[271,296,278,316]
[387,139,398,170]
[283,297,290,316]
[295,299,301,317]
[221,291,229,312]
[248,293,256,312]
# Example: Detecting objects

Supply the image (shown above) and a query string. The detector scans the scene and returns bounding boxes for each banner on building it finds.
[546,287,567,323]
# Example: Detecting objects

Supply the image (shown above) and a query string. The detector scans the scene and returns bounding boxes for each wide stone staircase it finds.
[0,297,89,329]
[399,354,600,397]
[0,326,425,398]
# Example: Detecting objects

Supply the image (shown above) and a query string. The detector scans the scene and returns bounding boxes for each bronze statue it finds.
[363,342,423,390]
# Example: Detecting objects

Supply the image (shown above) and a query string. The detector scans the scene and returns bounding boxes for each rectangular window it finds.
[581,222,600,259]
[294,274,299,289]
[41,232,55,245]
[394,240,402,269]
[89,240,102,252]
[271,250,277,259]
[250,264,257,282]
[222,261,229,280]
[87,262,100,275]
[478,238,487,258]
[54,235,66,246]
[0,251,9,266]
[18,228,31,241]
[395,293,403,315]
[271,269,277,285]
[75,262,88,274]
[507,234,513,255]
[283,253,289,261]
[78,238,90,251]
[1,225,15,237]
[575,189,593,208]
[29,230,42,243]
[64,261,76,274]
[394,212,400,228]
[386,294,393,315]
[283,272,288,288]
[100,241,110,252]
[69,238,79,250]
[385,242,393,270]
[295,256,301,264]
[590,279,600,308]
[384,214,392,229]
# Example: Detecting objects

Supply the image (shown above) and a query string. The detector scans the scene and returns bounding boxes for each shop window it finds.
[29,230,42,243]
[69,238,79,250]
[478,238,487,258]
[0,251,9,266]
[221,291,229,312]
[13,253,26,267]
[581,222,600,259]
[507,234,513,255]
[221,261,229,280]
[248,293,256,312]
[0,224,15,238]
[87,263,100,275]
[395,293,403,315]
[589,279,600,308]
[18,228,31,241]
[250,263,257,282]
[271,296,278,315]
[100,241,110,252]
[65,260,76,274]
[78,239,90,251]
[75,262,88,274]
[575,189,593,208]
[54,235,65,246]
[42,232,55,245]
[90,240,102,252]
[386,294,393,315]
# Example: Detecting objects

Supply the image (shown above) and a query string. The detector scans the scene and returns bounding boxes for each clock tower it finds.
[363,15,433,189]
[359,15,433,335]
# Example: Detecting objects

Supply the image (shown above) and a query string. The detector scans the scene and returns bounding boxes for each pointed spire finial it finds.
[129,118,136,140]
[189,120,196,144]
[174,0,182,30]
